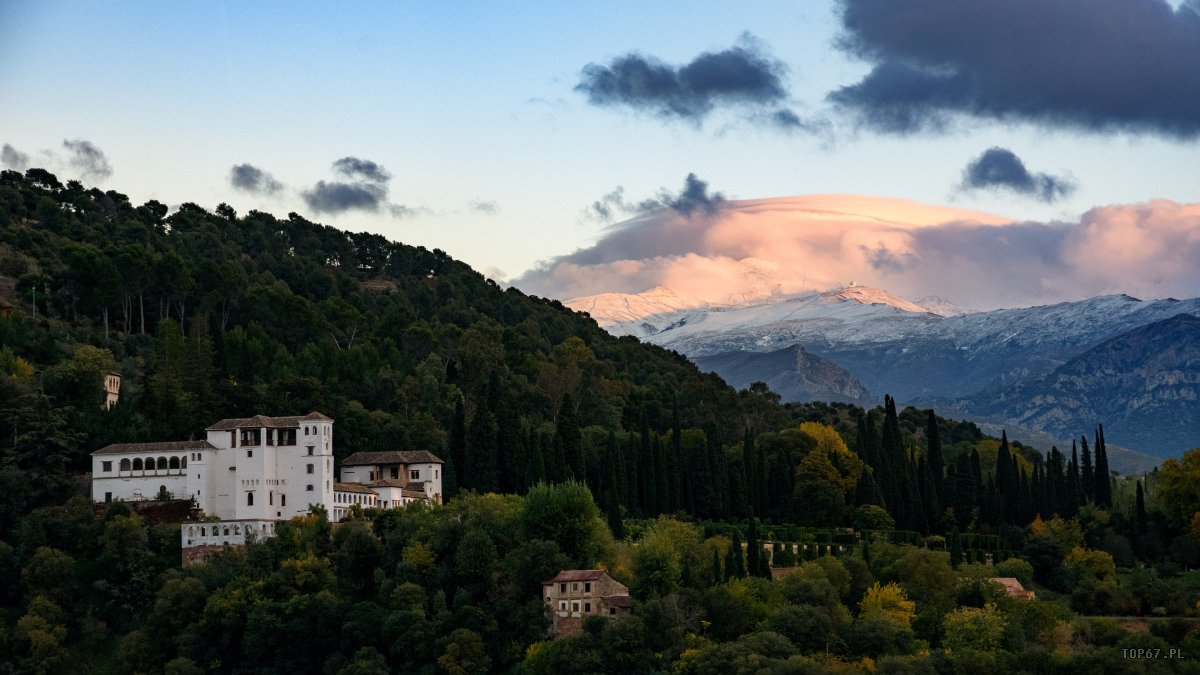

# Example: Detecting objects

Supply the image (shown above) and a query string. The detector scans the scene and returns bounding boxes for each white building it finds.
[88,412,444,554]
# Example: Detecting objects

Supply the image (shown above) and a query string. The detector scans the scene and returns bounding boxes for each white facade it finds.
[91,440,203,503]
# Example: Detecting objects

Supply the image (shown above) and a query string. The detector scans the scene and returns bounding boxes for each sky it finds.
[2,1,1199,309]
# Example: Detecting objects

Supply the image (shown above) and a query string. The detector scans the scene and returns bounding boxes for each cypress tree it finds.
[526,426,545,488]
[556,393,583,479]
[607,501,624,540]
[949,529,963,569]
[709,431,729,518]
[1081,437,1095,503]
[1067,444,1082,517]
[624,433,639,513]
[670,401,684,513]
[771,541,783,569]
[466,407,500,492]
[746,516,761,578]
[925,409,945,504]
[712,547,723,586]
[653,434,669,514]
[1135,479,1147,535]
[1095,426,1112,507]
[729,448,750,518]
[726,531,746,580]
[448,396,467,495]
[995,431,1012,524]
[639,421,653,514]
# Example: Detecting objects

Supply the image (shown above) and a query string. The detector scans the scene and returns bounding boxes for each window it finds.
[230,430,236,447]
[559,601,567,610]
[247,492,254,506]
[267,429,274,445]
[247,449,253,458]
[101,461,112,472]
[584,582,591,593]
[390,467,399,479]
[436,469,439,479]
[133,458,143,471]
[169,456,180,470]
[369,471,375,481]
[120,458,131,471]
[181,457,187,468]
[306,484,314,492]
[584,602,591,612]
[609,608,615,615]
[104,492,112,502]
[572,602,579,612]
[307,446,314,456]
[281,494,286,506]
[157,457,168,470]
[560,583,567,593]
[572,583,579,591]
[307,463,314,474]
[280,429,296,445]
[410,469,420,480]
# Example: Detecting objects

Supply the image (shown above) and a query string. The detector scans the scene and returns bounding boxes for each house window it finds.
[101,461,112,472]
[269,492,273,505]
[572,602,579,612]
[105,492,112,502]
[281,494,286,506]
[267,429,274,445]
[585,582,591,593]
[609,608,615,615]
[307,464,314,474]
[306,485,314,492]
[584,602,591,612]
[391,467,399,479]
[410,469,420,480]
[247,450,253,458]
[120,458,131,471]
[307,446,314,456]
[572,583,578,591]
[247,492,254,506]
[369,471,375,481]
[230,430,236,447]
[560,583,567,593]
[559,601,567,610]
[132,458,143,471]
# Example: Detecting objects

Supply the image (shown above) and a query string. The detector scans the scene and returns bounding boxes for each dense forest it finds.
[3,168,1200,673]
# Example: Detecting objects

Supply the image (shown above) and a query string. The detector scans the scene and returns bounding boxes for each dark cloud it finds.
[577,34,790,124]
[468,199,499,215]
[1,143,29,170]
[647,173,725,216]
[228,163,283,195]
[830,0,1200,137]
[302,181,387,215]
[959,148,1076,203]
[301,156,415,218]
[62,139,112,180]
[332,156,391,183]
[585,174,725,223]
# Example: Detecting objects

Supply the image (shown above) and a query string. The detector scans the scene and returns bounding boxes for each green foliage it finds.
[942,603,1007,652]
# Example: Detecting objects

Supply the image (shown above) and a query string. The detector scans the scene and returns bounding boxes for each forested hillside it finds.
[4,169,1200,674]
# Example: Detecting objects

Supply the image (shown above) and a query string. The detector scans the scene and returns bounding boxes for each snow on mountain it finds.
[820,285,931,314]
[915,296,973,317]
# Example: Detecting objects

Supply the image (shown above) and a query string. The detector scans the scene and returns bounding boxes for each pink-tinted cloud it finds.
[514,195,1200,310]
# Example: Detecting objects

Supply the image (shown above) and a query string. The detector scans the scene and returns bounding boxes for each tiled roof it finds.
[334,483,378,495]
[544,569,607,584]
[368,479,407,488]
[207,412,332,430]
[341,450,444,466]
[401,489,429,499]
[93,440,215,456]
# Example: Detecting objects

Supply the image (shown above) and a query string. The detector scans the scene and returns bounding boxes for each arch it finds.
[120,458,132,471]
[247,492,254,506]
[132,458,143,471]
[145,457,155,471]
[200,526,206,536]
[233,525,240,535]
[157,457,168,470]
[223,527,230,536]
[188,526,195,536]
[181,456,187,469]
[169,456,180,470]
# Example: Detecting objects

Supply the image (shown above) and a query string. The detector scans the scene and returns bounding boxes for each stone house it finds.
[542,569,633,637]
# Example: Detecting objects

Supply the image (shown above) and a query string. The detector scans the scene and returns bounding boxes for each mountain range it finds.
[569,285,1200,465]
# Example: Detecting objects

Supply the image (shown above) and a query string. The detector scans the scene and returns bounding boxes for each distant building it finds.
[542,570,632,637]
[88,412,444,562]
[990,577,1035,600]
[103,372,121,410]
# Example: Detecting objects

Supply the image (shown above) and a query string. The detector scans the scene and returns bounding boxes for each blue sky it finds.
[2,1,1198,297]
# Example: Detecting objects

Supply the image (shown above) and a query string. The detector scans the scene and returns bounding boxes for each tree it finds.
[437,628,491,675]
[942,603,1007,652]
[859,583,916,629]
[1157,448,1200,529]
[465,407,499,492]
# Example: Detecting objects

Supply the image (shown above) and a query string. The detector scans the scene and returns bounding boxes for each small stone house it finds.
[542,569,632,637]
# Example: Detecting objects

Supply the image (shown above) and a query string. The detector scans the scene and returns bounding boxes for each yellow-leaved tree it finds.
[858,581,916,627]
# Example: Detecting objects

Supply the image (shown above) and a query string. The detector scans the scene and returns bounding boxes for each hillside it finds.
[962,313,1200,457]
[694,344,876,408]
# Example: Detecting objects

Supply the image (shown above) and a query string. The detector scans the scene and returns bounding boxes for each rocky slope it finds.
[693,344,876,407]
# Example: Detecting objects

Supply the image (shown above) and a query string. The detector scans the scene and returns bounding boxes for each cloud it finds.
[830,0,1200,138]
[468,199,499,215]
[577,34,798,127]
[229,163,284,195]
[302,181,388,215]
[584,174,726,222]
[1,143,29,170]
[514,194,1200,310]
[61,139,113,181]
[301,157,416,218]
[332,156,391,183]
[958,148,1075,202]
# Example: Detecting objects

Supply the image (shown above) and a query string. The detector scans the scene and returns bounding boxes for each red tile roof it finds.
[206,412,332,430]
[341,450,444,466]
[93,440,215,456]
[544,569,607,584]
[334,483,377,495]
